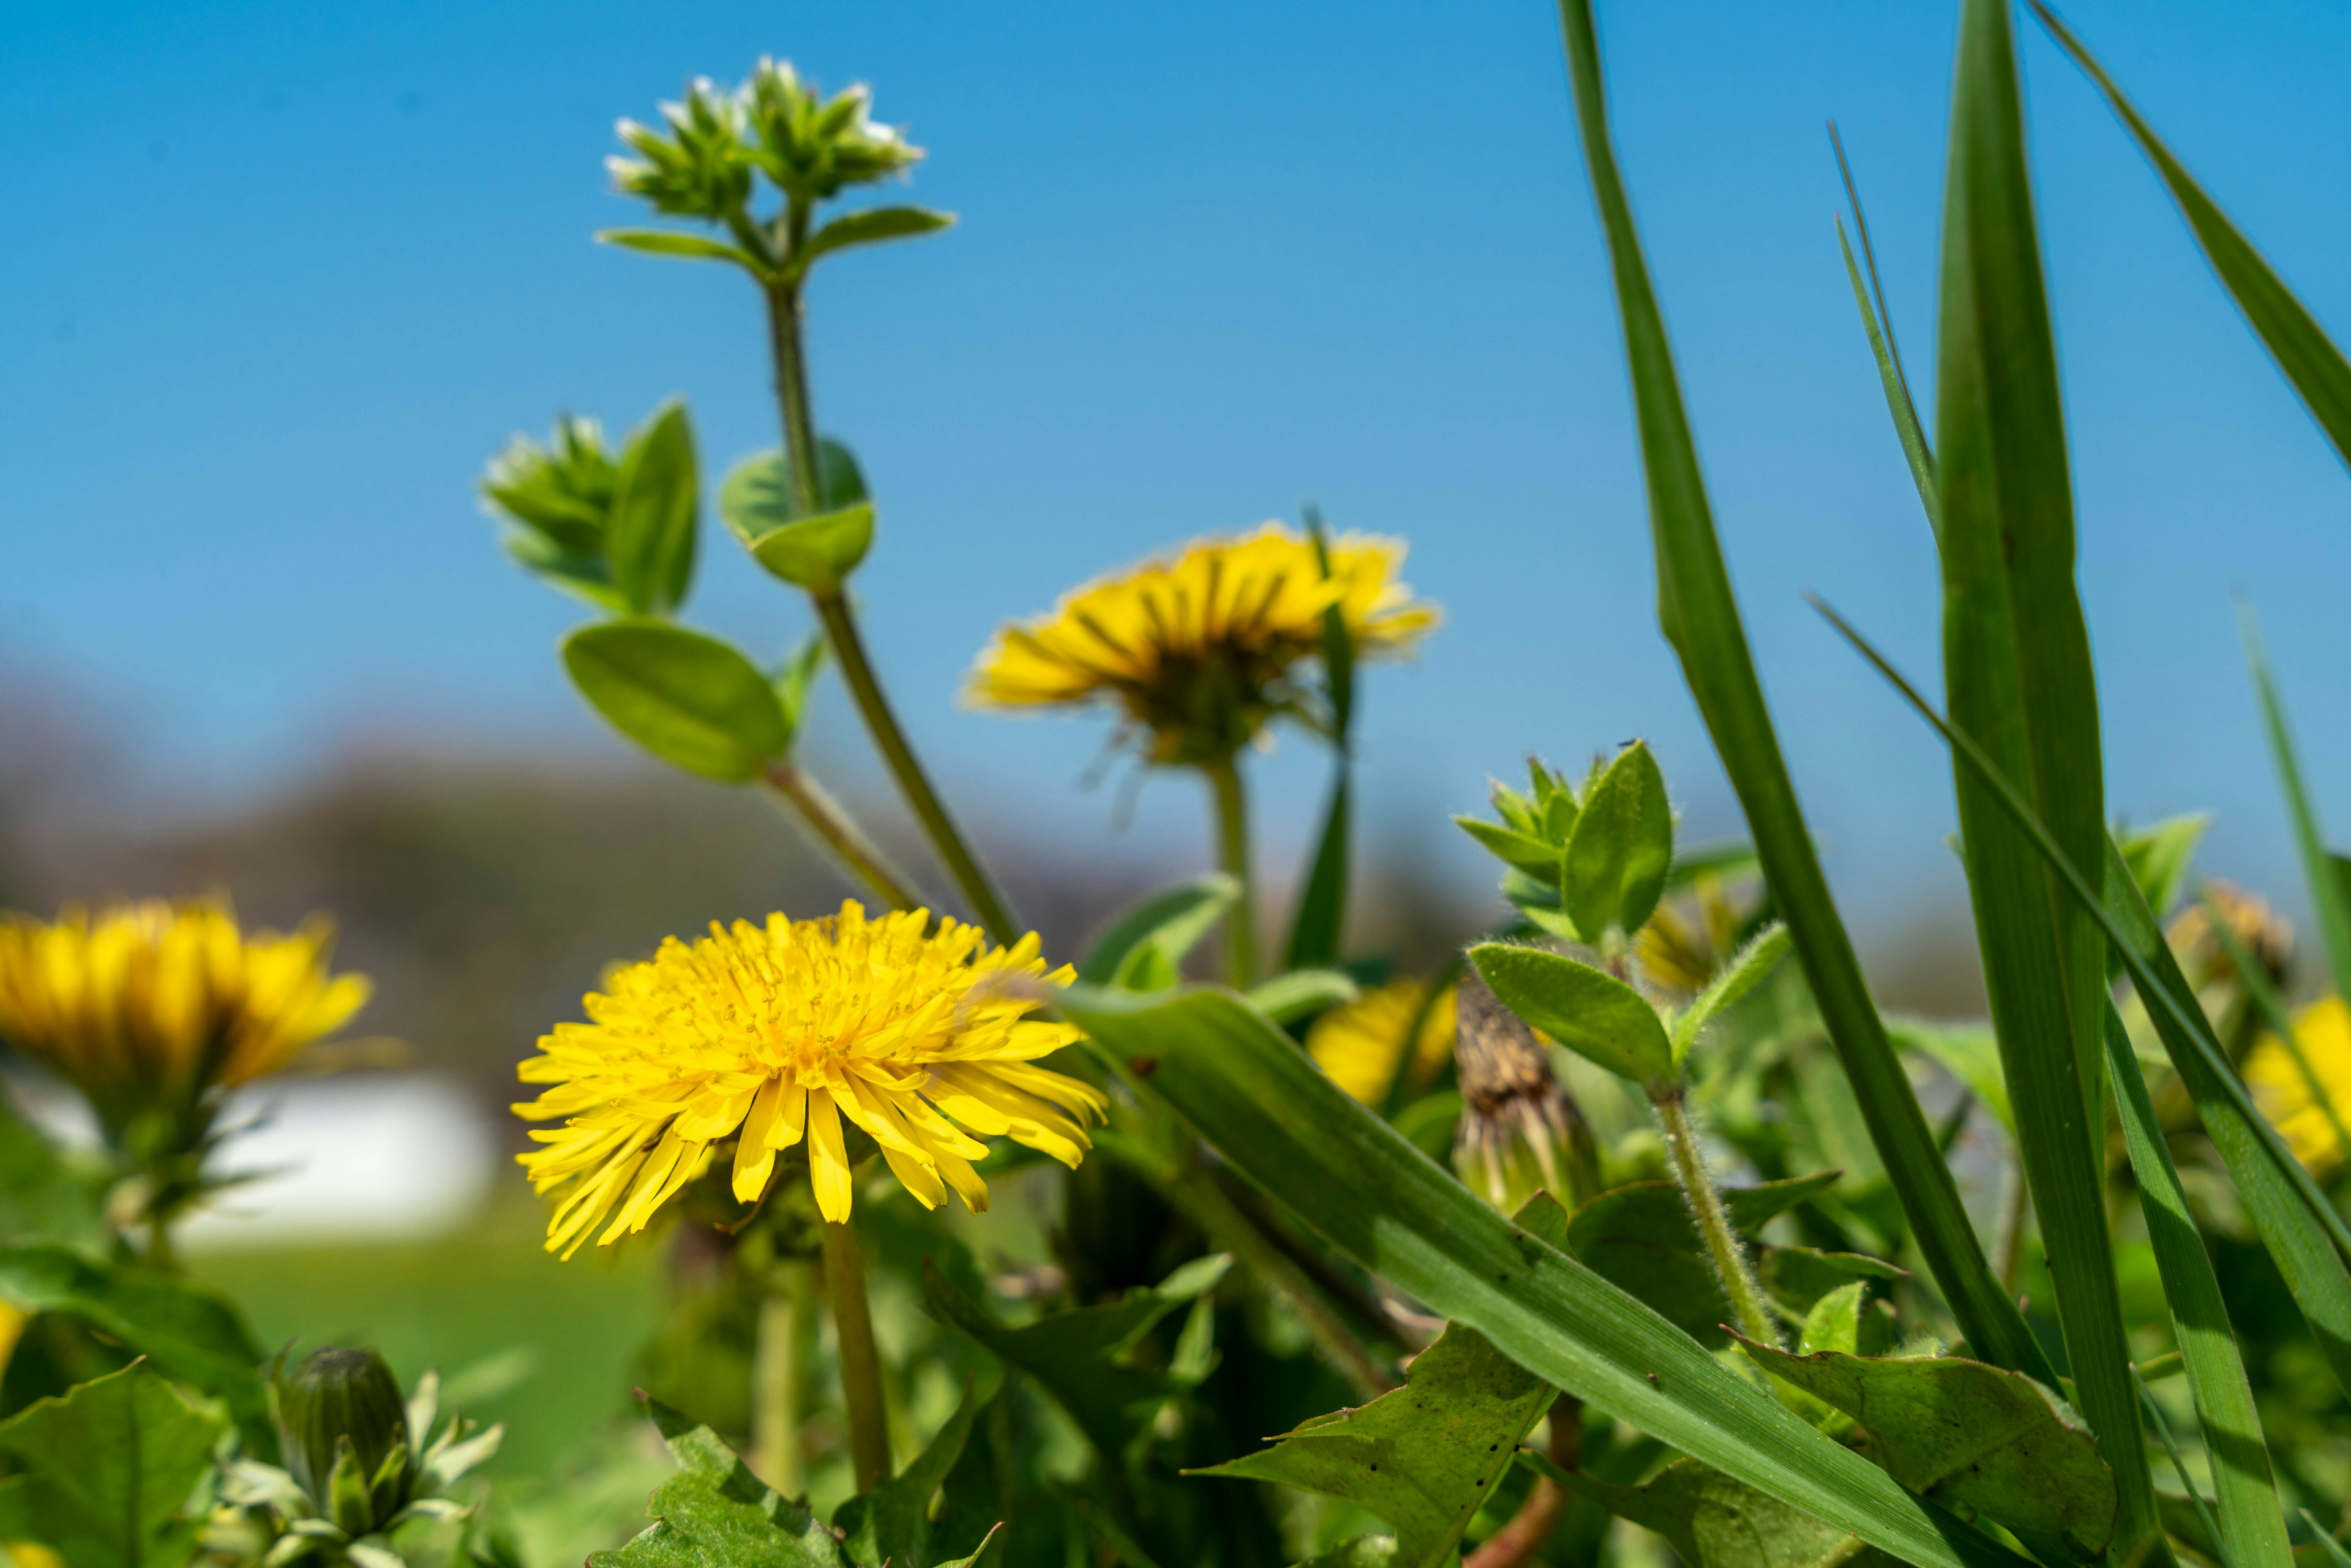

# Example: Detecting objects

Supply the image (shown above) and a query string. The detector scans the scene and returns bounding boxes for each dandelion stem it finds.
[760,762,924,912]
[759,261,1020,945]
[146,1212,180,1274]
[752,1261,810,1496]
[1204,752,1258,986]
[1651,1084,1779,1349]
[817,1209,891,1493]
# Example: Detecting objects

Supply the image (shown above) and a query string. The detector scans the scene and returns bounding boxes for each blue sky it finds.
[6,1,2349,931]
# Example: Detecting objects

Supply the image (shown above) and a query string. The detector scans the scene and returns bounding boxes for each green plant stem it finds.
[817,1207,891,1493]
[760,762,924,912]
[810,592,1019,944]
[146,1213,180,1274]
[1203,752,1258,986]
[752,1261,810,1497]
[1651,1084,1779,1349]
[762,277,825,517]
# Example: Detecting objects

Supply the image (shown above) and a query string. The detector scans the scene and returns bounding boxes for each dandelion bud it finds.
[276,1347,410,1528]
[1453,969,1596,1213]
[2165,879,2293,991]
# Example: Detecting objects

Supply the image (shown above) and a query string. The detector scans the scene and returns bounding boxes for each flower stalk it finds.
[1203,752,1258,986]
[760,760,922,913]
[1651,1085,1779,1349]
[752,1259,812,1496]
[818,1206,891,1491]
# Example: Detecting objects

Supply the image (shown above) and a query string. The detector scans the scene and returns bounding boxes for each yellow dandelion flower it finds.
[1308,979,1457,1105]
[2245,995,2351,1174]
[967,522,1439,765]
[0,898,370,1139]
[514,901,1104,1255]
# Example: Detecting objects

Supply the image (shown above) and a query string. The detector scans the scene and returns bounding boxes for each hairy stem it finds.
[818,1207,891,1492]
[760,762,924,912]
[752,1261,810,1496]
[811,592,1019,944]
[1204,752,1258,986]
[1652,1086,1779,1349]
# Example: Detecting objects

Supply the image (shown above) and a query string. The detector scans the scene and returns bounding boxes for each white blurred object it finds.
[171,1075,497,1251]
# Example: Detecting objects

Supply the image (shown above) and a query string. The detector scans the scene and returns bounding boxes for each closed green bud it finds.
[740,59,920,203]
[609,78,756,221]
[276,1348,411,1528]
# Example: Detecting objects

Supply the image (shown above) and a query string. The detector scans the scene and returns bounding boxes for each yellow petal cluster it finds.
[514,901,1103,1255]
[2245,995,2351,1174]
[967,523,1438,765]
[0,899,369,1128]
[1307,979,1457,1105]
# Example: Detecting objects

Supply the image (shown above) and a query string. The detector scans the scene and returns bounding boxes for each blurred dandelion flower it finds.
[967,522,1437,766]
[2245,995,2351,1174]
[0,898,370,1146]
[1307,979,1455,1105]
[514,901,1101,1255]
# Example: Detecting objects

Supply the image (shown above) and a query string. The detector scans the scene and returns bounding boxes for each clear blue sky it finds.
[6,1,2349,931]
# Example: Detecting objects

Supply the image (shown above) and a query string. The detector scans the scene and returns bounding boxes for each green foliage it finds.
[1466,943,1671,1086]
[1191,1200,1565,1566]
[485,405,702,617]
[831,1373,1001,1568]
[720,445,875,591]
[1546,1454,1881,1568]
[1562,1174,1840,1347]
[1284,509,1358,973]
[795,208,955,280]
[606,401,699,618]
[1076,875,1239,991]
[0,1095,111,1258]
[561,623,792,783]
[0,1362,225,1568]
[588,1398,847,1568]
[1668,922,1788,1063]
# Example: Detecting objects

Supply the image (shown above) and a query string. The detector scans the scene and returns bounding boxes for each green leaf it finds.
[2303,1513,2351,1568]
[2241,606,2351,1026]
[2102,1002,2292,1568]
[1190,1195,1567,1567]
[588,1397,842,1567]
[607,400,699,617]
[1670,923,1790,1062]
[1546,1455,1872,1568]
[501,530,630,614]
[1559,741,1672,943]
[1763,1248,1906,1326]
[1887,1019,2013,1138]
[748,505,875,593]
[1932,0,2148,1547]
[1550,0,2044,1386]
[1735,1341,2117,1562]
[1453,817,1563,879]
[1284,508,1357,973]
[719,450,874,591]
[596,228,765,271]
[561,622,790,782]
[2115,813,2210,924]
[791,206,954,279]
[0,1245,271,1458]
[0,1098,109,1255]
[770,633,828,741]
[1829,124,1938,542]
[0,1362,226,1568]
[1076,875,1239,991]
[2027,2,2351,486]
[1564,1176,1839,1348]
[1294,1540,1397,1568]
[833,1372,1000,1568]
[1468,944,1671,1086]
[922,1253,1229,1465]
[1060,986,2031,1568]
[1242,969,1359,1027]
[719,444,870,535]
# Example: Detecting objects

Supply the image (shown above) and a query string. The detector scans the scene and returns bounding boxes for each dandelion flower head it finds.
[0,898,369,1135]
[514,901,1103,1256]
[2246,995,2351,1175]
[1307,978,1457,1105]
[967,522,1438,765]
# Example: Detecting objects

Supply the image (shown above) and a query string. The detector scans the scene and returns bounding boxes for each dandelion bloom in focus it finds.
[514,901,1104,1255]
[966,523,1438,765]
[1307,979,1456,1105]
[0,898,370,1141]
[2245,995,2351,1175]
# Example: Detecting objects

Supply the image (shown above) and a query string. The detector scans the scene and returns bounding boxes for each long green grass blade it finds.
[1286,506,1355,970]
[1818,599,2351,1412]
[1550,0,2047,1387]
[1829,127,1938,537]
[1062,985,2032,1568]
[2028,1,2351,480]
[2202,884,2351,1162]
[1932,0,2156,1550]
[2240,606,2351,1016]
[2106,1002,2292,1568]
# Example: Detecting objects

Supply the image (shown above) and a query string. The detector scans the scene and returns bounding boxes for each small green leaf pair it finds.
[1456,741,1673,948]
[562,625,825,784]
[487,402,697,619]
[719,439,873,593]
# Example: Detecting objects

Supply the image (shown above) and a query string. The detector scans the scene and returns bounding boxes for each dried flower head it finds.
[2166,880,2295,991]
[967,522,1438,766]
[514,901,1103,1255]
[1453,969,1594,1212]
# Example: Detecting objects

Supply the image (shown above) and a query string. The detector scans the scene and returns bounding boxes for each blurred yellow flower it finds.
[514,901,1103,1255]
[4,1543,64,1568]
[0,898,369,1139]
[2245,995,2351,1174]
[1308,979,1456,1105]
[967,523,1438,765]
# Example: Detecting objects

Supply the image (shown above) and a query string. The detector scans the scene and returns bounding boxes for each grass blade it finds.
[2028,1,2351,480]
[2201,884,2351,1163]
[1932,0,2156,1551]
[1829,127,1939,538]
[2107,1003,2292,1568]
[1286,506,1355,970]
[2240,605,2351,1015]
[1062,985,2033,1568]
[1817,599,2351,1413]
[1550,0,2048,1387]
